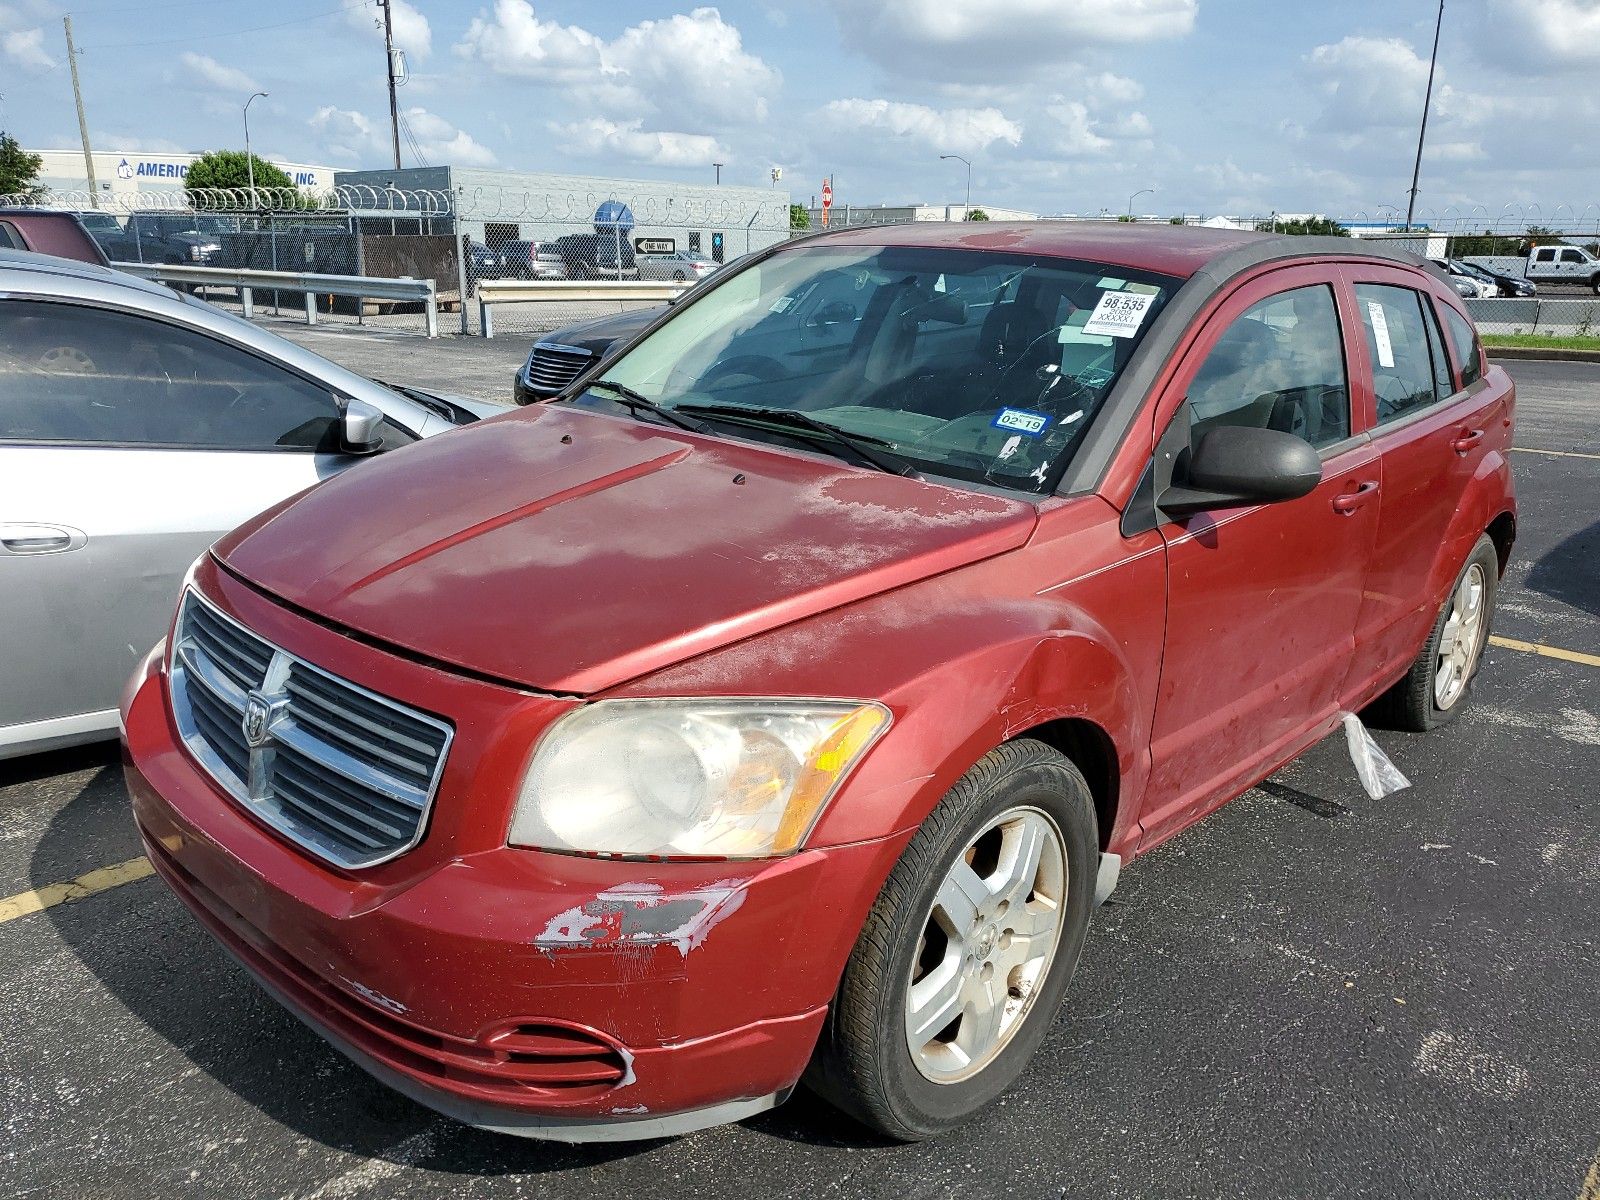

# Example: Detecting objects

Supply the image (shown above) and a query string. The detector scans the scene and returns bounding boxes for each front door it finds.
[0,297,348,748]
[1140,268,1380,844]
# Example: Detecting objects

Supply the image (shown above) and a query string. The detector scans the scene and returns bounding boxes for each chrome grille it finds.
[525,342,594,395]
[169,590,452,869]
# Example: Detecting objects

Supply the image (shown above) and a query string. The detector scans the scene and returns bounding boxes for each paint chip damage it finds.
[534,881,748,955]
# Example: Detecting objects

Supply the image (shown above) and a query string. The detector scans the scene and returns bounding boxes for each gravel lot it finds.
[2,353,1595,1200]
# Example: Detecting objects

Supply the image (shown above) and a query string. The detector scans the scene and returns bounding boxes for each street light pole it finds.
[244,92,268,196]
[939,154,971,218]
[1405,0,1446,231]
[1127,188,1153,218]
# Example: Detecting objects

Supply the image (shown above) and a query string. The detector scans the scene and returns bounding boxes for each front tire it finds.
[806,739,1097,1140]
[1365,534,1499,732]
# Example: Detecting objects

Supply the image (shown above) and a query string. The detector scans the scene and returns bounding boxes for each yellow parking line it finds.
[0,856,153,926]
[1489,635,1600,670]
[1512,446,1600,460]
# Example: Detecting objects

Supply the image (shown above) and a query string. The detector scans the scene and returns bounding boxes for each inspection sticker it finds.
[1082,289,1156,338]
[1367,300,1395,368]
[993,407,1050,437]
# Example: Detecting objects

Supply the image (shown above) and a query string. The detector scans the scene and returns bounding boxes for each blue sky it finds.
[2,0,1597,217]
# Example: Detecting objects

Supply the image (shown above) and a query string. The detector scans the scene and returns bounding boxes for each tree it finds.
[1521,225,1560,252]
[0,131,45,199]
[964,208,990,221]
[1255,215,1349,237]
[789,203,810,231]
[1452,231,1522,258]
[184,149,297,203]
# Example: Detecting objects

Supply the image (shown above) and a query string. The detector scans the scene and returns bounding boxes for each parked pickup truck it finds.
[115,211,241,265]
[1525,243,1600,293]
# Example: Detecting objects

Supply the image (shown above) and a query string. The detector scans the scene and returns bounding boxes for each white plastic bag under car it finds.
[1342,712,1411,799]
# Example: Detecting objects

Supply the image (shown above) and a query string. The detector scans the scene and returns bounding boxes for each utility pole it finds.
[1406,0,1445,232]
[713,162,723,185]
[63,16,99,208]
[379,0,402,170]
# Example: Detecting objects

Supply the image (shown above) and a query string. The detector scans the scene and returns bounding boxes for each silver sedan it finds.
[0,249,502,760]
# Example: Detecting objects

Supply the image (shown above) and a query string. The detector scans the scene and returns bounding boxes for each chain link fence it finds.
[6,188,1596,342]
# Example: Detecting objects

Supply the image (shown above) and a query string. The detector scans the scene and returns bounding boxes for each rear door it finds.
[1141,266,1381,843]
[1341,268,1509,695]
[0,297,351,746]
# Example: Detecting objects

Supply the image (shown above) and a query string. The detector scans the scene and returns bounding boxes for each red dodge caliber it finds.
[123,224,1516,1143]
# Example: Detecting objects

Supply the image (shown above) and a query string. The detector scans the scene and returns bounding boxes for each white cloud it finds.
[309,105,493,167]
[1307,36,1434,132]
[1487,0,1600,70]
[817,98,1022,156]
[455,0,603,82]
[178,52,259,94]
[2,25,52,71]
[552,117,726,167]
[345,0,432,59]
[829,0,1196,77]
[456,3,778,126]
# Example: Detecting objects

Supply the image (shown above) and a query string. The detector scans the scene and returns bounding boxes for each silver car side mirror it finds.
[340,398,385,455]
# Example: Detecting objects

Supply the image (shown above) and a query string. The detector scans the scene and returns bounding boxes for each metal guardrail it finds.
[114,262,440,337]
[475,279,688,338]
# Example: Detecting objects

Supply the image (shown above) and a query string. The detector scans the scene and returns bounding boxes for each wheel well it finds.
[1487,511,1517,576]
[1012,717,1119,851]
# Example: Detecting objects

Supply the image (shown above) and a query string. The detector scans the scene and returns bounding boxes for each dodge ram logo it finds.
[242,693,273,748]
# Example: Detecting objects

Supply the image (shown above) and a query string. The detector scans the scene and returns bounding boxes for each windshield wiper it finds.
[583,379,712,434]
[676,403,923,480]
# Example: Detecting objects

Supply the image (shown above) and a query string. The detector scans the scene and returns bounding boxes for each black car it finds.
[551,232,639,281]
[1450,258,1535,298]
[512,306,664,405]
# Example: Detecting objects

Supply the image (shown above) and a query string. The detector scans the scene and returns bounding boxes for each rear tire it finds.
[806,739,1097,1141]
[1364,534,1499,732]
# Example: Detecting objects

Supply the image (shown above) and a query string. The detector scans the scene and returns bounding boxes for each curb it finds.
[1487,346,1600,363]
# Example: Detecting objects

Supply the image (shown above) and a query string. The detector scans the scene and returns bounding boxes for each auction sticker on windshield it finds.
[993,408,1050,436]
[1083,290,1156,338]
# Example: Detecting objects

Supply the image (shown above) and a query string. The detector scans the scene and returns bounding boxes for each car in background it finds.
[124,224,1514,1145]
[1447,258,1534,298]
[501,240,567,280]
[552,233,639,281]
[0,209,111,266]
[0,248,502,761]
[1526,243,1600,293]
[638,250,720,282]
[1430,258,1493,299]
[467,241,503,278]
[512,305,664,404]
[119,211,241,265]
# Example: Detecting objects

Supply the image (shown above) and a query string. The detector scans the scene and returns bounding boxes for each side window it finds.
[1442,305,1485,388]
[1187,284,1350,448]
[1560,249,1586,264]
[1354,284,1451,424]
[0,299,340,449]
[0,221,23,250]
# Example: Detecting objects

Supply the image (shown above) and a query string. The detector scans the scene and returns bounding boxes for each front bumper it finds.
[121,603,904,1140]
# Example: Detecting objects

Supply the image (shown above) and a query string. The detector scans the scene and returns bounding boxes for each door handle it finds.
[0,523,88,555]
[1451,428,1486,454]
[1332,481,1380,514]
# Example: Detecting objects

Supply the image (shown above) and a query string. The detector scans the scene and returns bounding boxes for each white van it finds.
[1525,244,1600,293]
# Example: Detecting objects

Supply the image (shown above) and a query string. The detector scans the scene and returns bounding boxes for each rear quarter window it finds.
[1441,305,1484,388]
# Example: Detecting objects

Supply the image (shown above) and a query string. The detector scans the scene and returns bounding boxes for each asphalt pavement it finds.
[2,356,1596,1200]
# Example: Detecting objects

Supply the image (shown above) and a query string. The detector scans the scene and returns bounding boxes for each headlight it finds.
[510,699,890,858]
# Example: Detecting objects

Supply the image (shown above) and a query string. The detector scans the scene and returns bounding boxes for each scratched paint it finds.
[535,880,748,956]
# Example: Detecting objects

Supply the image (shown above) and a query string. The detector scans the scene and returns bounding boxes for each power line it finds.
[83,2,368,51]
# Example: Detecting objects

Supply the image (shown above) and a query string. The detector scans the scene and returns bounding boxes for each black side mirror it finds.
[339,398,385,455]
[1159,425,1322,516]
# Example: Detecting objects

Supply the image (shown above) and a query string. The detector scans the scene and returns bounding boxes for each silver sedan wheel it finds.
[904,806,1067,1084]
[1435,562,1488,710]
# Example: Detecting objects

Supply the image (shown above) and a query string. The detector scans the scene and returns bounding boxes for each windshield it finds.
[570,243,1177,494]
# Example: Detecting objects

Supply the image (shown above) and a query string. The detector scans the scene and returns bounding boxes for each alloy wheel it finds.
[1435,562,1488,710]
[904,806,1067,1084]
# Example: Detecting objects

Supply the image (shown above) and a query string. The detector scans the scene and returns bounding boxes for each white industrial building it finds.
[334,165,792,262]
[26,148,338,206]
[804,202,1038,228]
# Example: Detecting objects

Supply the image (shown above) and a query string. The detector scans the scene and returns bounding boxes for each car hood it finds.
[213,404,1038,694]
[541,306,665,352]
